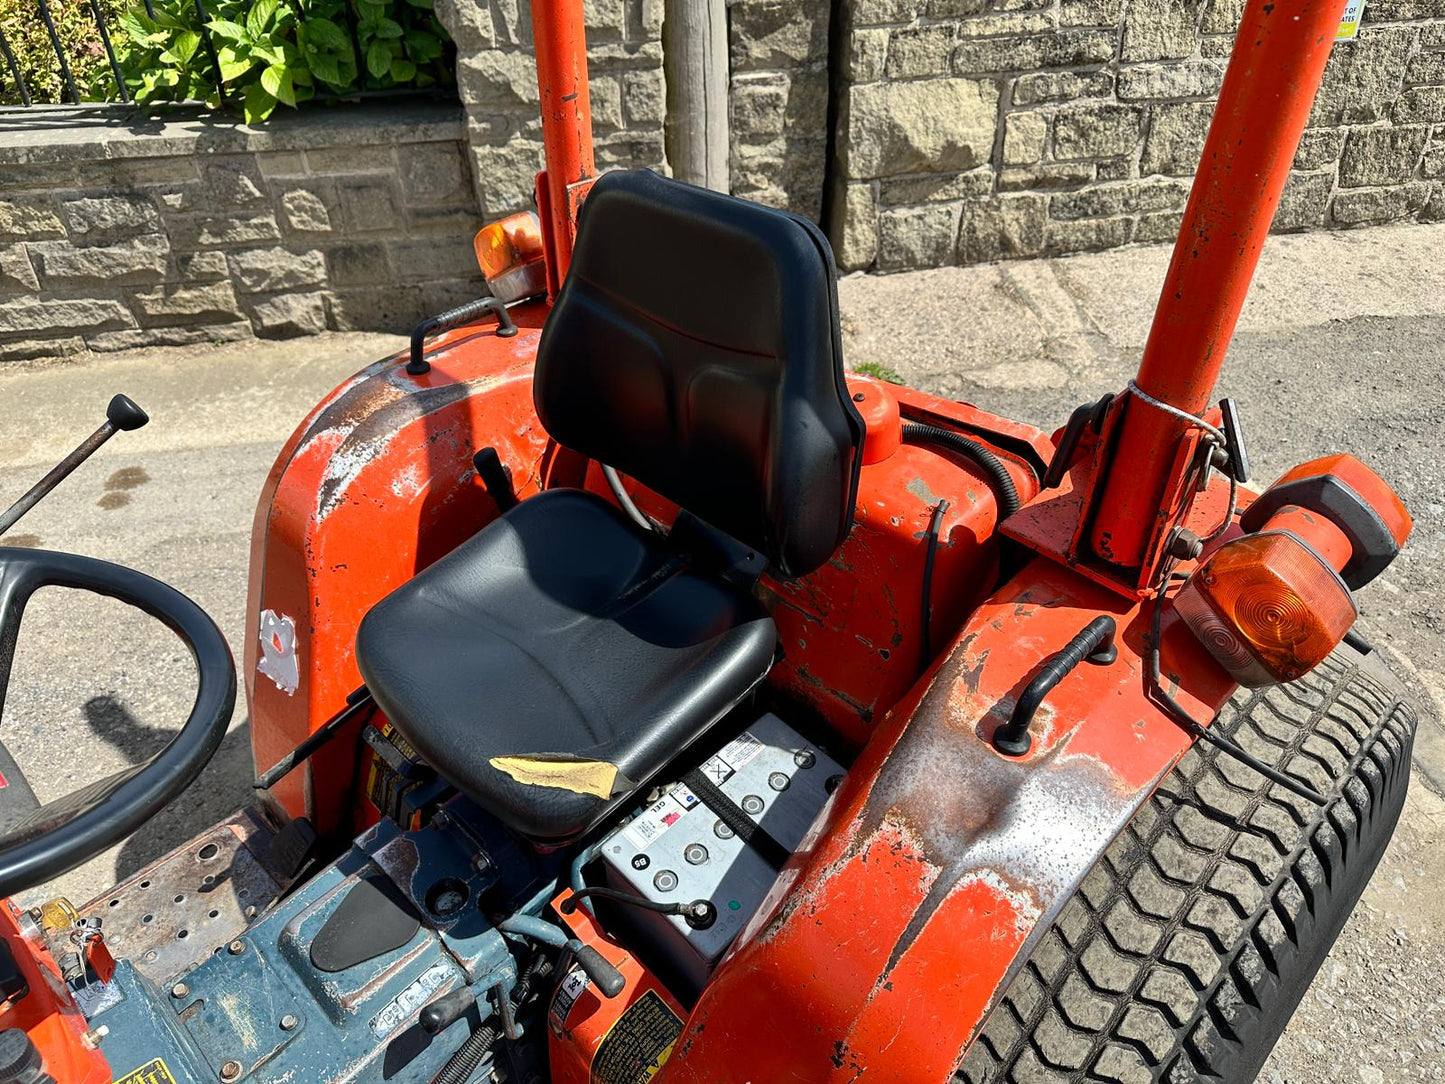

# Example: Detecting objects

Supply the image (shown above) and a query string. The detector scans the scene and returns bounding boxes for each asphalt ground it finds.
[0,220,1441,1081]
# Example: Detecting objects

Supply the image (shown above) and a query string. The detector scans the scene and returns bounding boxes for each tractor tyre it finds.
[954,642,1418,1083]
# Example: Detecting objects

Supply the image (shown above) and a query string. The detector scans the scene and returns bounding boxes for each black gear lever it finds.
[0,394,149,538]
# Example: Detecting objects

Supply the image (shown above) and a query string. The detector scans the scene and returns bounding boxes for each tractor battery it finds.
[598,713,843,994]
[362,721,449,829]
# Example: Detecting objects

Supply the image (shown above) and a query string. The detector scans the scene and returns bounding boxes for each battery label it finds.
[115,1060,179,1084]
[590,990,683,1084]
[622,786,699,851]
[698,730,765,788]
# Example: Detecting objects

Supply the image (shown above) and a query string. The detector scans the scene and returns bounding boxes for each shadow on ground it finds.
[80,694,257,883]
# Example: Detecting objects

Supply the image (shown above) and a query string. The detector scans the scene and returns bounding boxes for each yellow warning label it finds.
[115,1059,179,1084]
[590,990,683,1084]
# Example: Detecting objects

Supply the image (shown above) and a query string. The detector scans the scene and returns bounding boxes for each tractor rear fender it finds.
[661,558,1237,1084]
[244,303,554,834]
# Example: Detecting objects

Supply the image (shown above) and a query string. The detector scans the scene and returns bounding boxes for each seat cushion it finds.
[355,489,778,843]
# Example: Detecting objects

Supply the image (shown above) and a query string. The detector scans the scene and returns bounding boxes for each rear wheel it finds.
[955,643,1417,1083]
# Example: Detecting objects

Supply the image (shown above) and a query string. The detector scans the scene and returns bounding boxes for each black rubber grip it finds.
[993,616,1118,756]
[574,946,626,999]
[420,987,474,1034]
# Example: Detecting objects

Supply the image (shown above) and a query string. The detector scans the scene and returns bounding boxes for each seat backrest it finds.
[534,170,864,580]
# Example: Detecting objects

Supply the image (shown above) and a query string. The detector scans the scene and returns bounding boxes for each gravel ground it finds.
[0,221,1440,1081]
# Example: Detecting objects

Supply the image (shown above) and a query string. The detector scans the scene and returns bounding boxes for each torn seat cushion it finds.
[356,489,777,843]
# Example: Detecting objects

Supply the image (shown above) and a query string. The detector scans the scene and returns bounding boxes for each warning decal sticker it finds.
[550,963,591,1035]
[115,1059,179,1084]
[621,785,698,851]
[590,990,684,1084]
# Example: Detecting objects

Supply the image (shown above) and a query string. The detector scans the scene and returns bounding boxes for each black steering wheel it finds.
[0,548,235,898]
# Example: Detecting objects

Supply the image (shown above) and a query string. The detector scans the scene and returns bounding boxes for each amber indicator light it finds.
[1175,530,1357,686]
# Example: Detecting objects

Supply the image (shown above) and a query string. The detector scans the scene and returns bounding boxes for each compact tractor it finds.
[0,0,1420,1080]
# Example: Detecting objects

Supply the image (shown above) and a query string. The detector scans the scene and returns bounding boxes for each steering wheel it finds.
[0,548,235,898]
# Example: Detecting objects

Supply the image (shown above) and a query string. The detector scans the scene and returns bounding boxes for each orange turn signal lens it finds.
[473,212,546,303]
[1175,531,1356,687]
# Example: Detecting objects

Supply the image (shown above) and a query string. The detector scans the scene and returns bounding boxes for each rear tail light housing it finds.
[474,212,546,303]
[1239,454,1412,589]
[1175,530,1356,687]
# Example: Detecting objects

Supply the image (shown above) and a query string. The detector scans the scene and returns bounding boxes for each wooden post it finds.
[663,0,729,192]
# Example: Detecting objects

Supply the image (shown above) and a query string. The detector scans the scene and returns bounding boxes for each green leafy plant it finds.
[109,0,451,120]
[853,361,906,385]
[0,0,132,106]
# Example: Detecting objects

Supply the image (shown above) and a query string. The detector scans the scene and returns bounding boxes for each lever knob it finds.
[106,395,149,432]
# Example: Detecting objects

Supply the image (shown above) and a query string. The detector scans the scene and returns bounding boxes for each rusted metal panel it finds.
[76,809,282,987]
[660,559,1235,1084]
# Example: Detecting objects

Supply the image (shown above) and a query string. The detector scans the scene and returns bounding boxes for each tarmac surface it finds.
[0,220,1441,1081]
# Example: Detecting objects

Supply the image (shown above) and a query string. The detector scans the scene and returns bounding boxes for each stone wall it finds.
[436,0,667,218]
[5,4,1442,364]
[0,103,482,362]
[727,0,833,221]
[729,0,1445,272]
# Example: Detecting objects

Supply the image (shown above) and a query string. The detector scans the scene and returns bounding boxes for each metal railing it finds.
[0,0,453,111]
[2,0,131,106]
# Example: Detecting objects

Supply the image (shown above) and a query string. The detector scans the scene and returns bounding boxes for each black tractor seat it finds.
[356,169,863,845]
[357,490,777,840]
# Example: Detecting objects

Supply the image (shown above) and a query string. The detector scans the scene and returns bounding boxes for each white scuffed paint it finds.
[390,462,424,500]
[257,609,300,696]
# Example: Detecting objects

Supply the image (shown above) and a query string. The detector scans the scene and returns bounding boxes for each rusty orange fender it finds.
[660,559,1234,1084]
[244,303,553,835]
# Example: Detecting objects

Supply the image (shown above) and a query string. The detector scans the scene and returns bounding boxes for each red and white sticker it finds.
[622,785,700,851]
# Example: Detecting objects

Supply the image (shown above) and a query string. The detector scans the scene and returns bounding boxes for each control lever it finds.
[420,987,475,1035]
[0,395,149,538]
[496,913,626,999]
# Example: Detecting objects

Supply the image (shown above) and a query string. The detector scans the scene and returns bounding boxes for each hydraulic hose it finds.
[431,1023,501,1084]
[900,423,1022,520]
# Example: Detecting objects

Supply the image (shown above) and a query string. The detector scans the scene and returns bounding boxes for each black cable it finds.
[1147,576,1326,805]
[431,1023,500,1084]
[901,423,1022,519]
[920,499,948,664]
[560,887,716,928]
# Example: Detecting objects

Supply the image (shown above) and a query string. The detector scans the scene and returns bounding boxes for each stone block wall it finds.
[436,0,667,218]
[0,103,483,362]
[729,0,1445,272]
[728,0,834,221]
